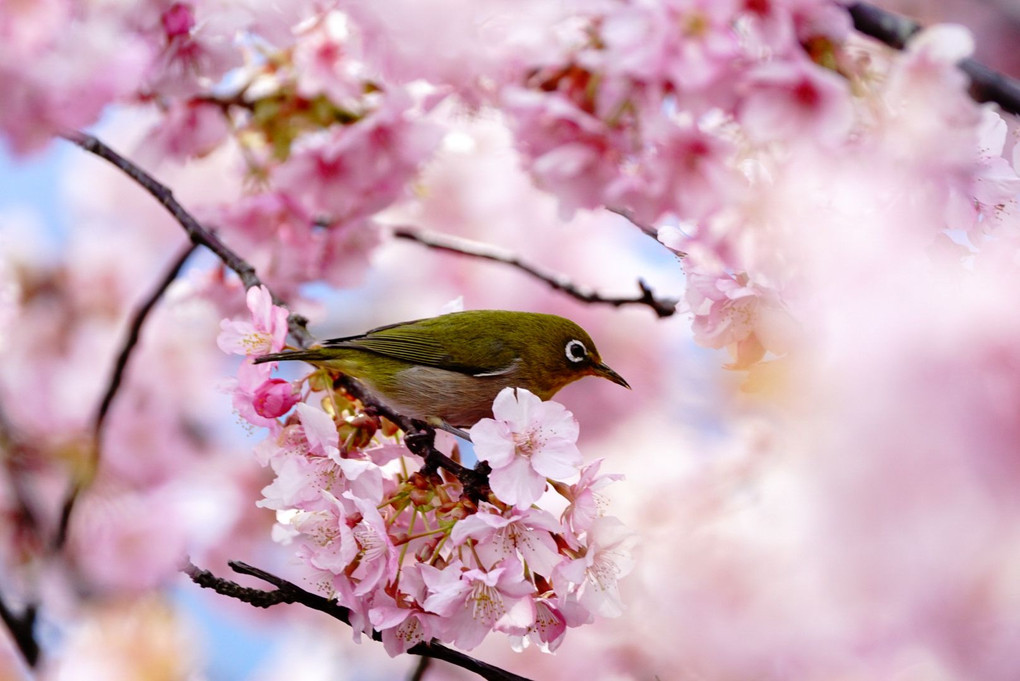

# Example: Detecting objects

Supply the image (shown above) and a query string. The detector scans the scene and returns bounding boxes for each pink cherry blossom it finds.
[737,58,854,146]
[343,492,399,596]
[511,596,568,652]
[369,594,436,656]
[0,10,152,154]
[555,516,636,618]
[607,117,741,224]
[502,87,628,218]
[592,0,742,99]
[291,11,367,109]
[561,458,625,535]
[143,1,245,98]
[216,284,289,356]
[451,504,565,576]
[223,360,278,429]
[199,194,381,298]
[142,100,231,161]
[273,88,443,224]
[422,558,537,650]
[685,266,786,368]
[470,388,582,508]
[288,491,358,574]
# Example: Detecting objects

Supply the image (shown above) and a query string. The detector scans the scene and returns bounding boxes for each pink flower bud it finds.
[252,379,299,419]
[161,3,195,39]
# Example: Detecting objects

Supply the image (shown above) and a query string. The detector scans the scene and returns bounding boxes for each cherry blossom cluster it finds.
[217,286,634,653]
[6,2,1020,379]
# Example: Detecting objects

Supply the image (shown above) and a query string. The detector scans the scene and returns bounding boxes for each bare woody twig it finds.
[0,407,42,668]
[58,130,313,348]
[409,657,433,681]
[332,377,491,502]
[183,560,535,681]
[391,226,678,318]
[64,130,517,679]
[604,206,659,240]
[848,2,1020,115]
[52,241,199,550]
[0,589,38,668]
[63,129,494,512]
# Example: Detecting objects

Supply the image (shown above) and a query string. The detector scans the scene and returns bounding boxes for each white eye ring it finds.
[565,339,588,363]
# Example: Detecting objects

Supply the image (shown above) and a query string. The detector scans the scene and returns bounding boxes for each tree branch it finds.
[391,226,677,318]
[0,588,38,668]
[183,560,535,681]
[409,656,432,681]
[63,131,513,672]
[335,377,492,503]
[604,206,659,240]
[62,130,497,506]
[52,241,199,550]
[58,130,313,348]
[848,2,1020,115]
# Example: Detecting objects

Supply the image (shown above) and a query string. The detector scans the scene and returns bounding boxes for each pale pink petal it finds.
[489,455,547,509]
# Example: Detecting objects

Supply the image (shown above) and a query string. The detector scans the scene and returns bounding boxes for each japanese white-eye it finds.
[255,310,630,427]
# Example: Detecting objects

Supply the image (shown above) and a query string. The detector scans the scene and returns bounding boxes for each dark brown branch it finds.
[848,2,1020,115]
[409,656,432,681]
[93,241,199,439]
[391,226,678,318]
[63,129,495,505]
[404,425,492,504]
[53,241,199,550]
[65,130,519,680]
[0,406,42,667]
[184,560,534,681]
[0,588,38,668]
[604,206,658,239]
[58,130,313,348]
[336,376,491,502]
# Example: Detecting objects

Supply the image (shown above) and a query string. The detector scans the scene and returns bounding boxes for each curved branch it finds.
[335,377,491,502]
[63,131,518,677]
[848,2,1020,115]
[183,560,535,681]
[58,130,314,348]
[391,226,678,318]
[53,241,198,550]
[62,130,497,509]
[0,588,38,668]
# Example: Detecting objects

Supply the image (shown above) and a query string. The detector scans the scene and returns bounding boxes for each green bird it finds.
[255,310,630,428]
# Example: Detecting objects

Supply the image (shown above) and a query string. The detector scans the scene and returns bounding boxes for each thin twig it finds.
[848,2,1020,115]
[334,377,491,502]
[0,406,42,667]
[391,226,678,318]
[52,241,199,550]
[183,560,534,681]
[0,588,38,668]
[58,130,313,348]
[93,241,199,439]
[604,206,659,239]
[63,132,516,677]
[409,657,433,681]
[63,130,495,500]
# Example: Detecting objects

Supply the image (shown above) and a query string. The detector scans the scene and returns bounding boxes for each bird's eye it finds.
[565,339,588,363]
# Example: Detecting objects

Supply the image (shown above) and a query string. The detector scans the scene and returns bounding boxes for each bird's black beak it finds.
[592,361,631,389]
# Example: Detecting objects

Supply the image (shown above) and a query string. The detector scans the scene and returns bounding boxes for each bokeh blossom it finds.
[4,1,1020,679]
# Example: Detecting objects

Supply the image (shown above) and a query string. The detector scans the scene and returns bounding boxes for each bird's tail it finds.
[253,349,322,364]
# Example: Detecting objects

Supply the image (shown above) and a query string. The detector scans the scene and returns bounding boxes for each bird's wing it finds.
[320,318,518,376]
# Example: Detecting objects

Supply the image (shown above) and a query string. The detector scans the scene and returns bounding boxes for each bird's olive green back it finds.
[319,310,595,379]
